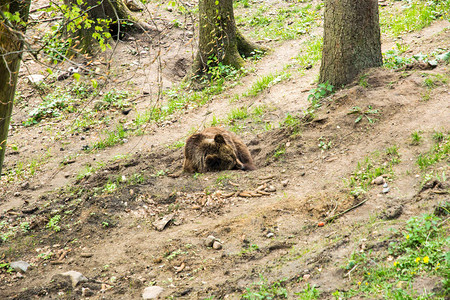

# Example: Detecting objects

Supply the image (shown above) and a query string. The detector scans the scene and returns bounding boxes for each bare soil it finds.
[0,0,449,299]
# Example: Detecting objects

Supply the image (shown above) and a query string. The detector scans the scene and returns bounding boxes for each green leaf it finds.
[73,73,80,81]
[91,79,98,89]
[355,115,362,123]
[46,68,53,74]
[436,51,450,62]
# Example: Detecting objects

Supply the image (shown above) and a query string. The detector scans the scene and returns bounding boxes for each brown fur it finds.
[183,127,256,173]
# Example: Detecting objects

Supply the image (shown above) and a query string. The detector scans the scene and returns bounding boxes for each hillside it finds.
[0,0,449,299]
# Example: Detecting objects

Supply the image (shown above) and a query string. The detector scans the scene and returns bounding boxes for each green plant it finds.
[359,73,369,88]
[346,149,400,196]
[20,222,30,232]
[216,174,232,185]
[380,0,450,37]
[0,262,13,273]
[241,275,288,299]
[416,134,449,169]
[273,145,286,159]
[296,36,323,68]
[295,284,320,300]
[168,140,185,149]
[432,131,445,142]
[410,131,422,145]
[348,105,379,124]
[46,215,61,232]
[24,89,76,126]
[228,107,249,122]
[76,165,95,180]
[307,81,334,109]
[90,124,127,151]
[244,72,291,97]
[100,89,131,110]
[103,182,117,193]
[318,137,332,150]
[165,249,188,261]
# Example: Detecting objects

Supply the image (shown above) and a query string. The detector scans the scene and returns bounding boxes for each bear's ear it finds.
[214,134,226,144]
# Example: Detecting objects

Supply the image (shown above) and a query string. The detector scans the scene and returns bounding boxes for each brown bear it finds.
[183,127,256,173]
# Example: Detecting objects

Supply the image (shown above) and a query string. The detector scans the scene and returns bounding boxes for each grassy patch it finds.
[241,275,288,299]
[89,124,127,151]
[236,3,321,41]
[295,36,323,69]
[342,213,449,299]
[380,0,450,37]
[345,148,401,196]
[243,72,291,97]
[416,133,449,170]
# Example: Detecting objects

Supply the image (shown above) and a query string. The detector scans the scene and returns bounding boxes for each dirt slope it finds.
[0,0,449,299]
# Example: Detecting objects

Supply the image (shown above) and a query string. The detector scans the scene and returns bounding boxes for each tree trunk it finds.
[190,0,266,77]
[64,0,149,54]
[319,0,382,87]
[0,0,31,177]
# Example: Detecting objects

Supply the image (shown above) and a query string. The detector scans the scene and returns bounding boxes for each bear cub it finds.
[183,127,256,173]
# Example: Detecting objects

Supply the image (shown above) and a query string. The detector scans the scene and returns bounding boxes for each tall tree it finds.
[190,0,266,77]
[0,0,32,177]
[319,0,382,87]
[63,0,151,54]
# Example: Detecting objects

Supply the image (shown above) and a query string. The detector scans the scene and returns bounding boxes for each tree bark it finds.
[0,0,31,177]
[64,0,150,54]
[190,0,266,77]
[319,0,382,87]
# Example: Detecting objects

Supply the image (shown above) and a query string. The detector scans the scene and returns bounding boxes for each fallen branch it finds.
[325,198,369,223]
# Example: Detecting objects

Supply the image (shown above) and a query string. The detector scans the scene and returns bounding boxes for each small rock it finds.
[265,185,276,193]
[266,232,275,238]
[371,176,385,185]
[82,287,94,297]
[212,241,222,250]
[60,271,88,287]
[303,274,311,281]
[204,235,216,247]
[10,261,30,273]
[186,31,194,38]
[142,286,164,299]
[382,187,390,194]
[20,182,30,190]
[13,192,21,197]
[281,180,289,187]
[80,253,93,258]
[27,74,45,84]
[383,182,388,188]
[152,213,174,231]
[380,205,403,220]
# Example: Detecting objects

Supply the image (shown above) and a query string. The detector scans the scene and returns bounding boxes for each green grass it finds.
[411,131,423,146]
[228,107,249,121]
[241,275,288,299]
[380,0,450,37]
[295,36,323,69]
[243,72,291,97]
[46,215,61,232]
[345,148,401,196]
[273,145,286,159]
[295,284,320,300]
[89,124,127,151]
[348,106,380,124]
[416,133,449,170]
[341,213,449,299]
[236,3,321,41]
